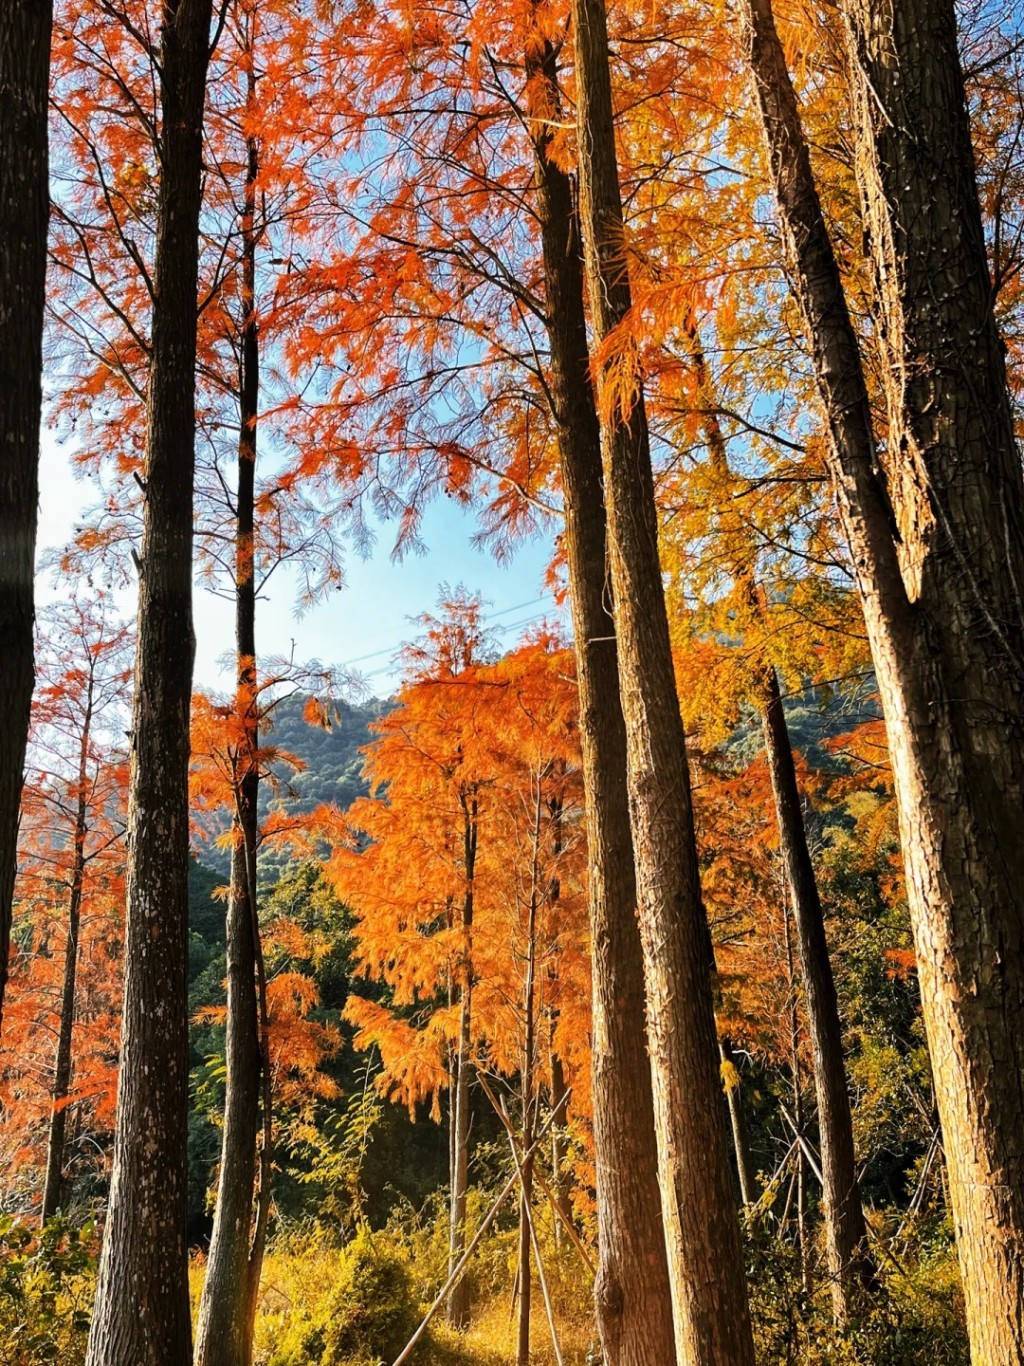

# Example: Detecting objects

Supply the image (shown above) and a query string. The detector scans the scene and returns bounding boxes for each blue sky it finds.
[36,433,564,698]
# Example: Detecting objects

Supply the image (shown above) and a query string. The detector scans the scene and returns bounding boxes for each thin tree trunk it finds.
[784,892,811,1296]
[543,786,572,1246]
[523,28,676,1366]
[0,0,51,1033]
[517,776,542,1366]
[686,315,871,1306]
[740,3,1024,1358]
[548,1048,571,1244]
[85,4,212,1362]
[719,1038,757,1208]
[41,668,95,1223]
[195,47,266,1366]
[448,794,477,1330]
[570,2,757,1358]
[760,667,874,1316]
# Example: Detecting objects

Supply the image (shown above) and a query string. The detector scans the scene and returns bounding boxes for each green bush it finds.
[744,1215,969,1366]
[267,1227,423,1366]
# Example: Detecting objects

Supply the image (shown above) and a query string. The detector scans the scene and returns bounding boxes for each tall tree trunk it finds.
[687,320,869,1288]
[195,54,266,1366]
[570,2,756,1359]
[85,4,212,1362]
[760,667,874,1317]
[448,794,477,1330]
[41,668,95,1224]
[523,28,676,1365]
[0,0,51,1032]
[740,2,1024,1358]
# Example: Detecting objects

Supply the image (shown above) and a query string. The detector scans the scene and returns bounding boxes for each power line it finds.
[356,604,567,683]
[335,596,552,672]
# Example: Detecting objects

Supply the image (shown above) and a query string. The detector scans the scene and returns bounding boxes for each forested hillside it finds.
[2,0,1024,1364]
[192,694,385,875]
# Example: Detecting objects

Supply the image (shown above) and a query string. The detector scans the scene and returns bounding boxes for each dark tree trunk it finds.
[0,0,51,1032]
[784,903,811,1294]
[195,74,267,1366]
[85,4,212,1362]
[740,2,1024,1358]
[687,319,869,1286]
[524,28,676,1366]
[570,1,756,1358]
[760,666,874,1316]
[41,673,94,1224]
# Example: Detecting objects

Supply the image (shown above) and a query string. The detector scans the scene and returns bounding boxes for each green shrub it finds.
[267,1227,423,1366]
[744,1214,969,1366]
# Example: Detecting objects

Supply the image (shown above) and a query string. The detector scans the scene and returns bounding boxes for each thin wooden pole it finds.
[391,1093,570,1366]
[499,1096,563,1366]
[477,1071,596,1275]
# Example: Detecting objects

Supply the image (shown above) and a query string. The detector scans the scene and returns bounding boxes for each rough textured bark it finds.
[85,4,212,1362]
[524,28,676,1365]
[195,81,267,1366]
[760,666,874,1316]
[571,1,756,1358]
[0,0,51,1033]
[41,671,94,1224]
[740,2,1024,1359]
[448,793,477,1331]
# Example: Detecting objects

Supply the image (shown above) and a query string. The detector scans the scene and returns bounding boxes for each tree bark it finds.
[524,28,676,1366]
[195,60,267,1366]
[41,668,94,1224]
[740,2,1024,1358]
[570,2,757,1359]
[85,4,212,1362]
[0,0,51,1033]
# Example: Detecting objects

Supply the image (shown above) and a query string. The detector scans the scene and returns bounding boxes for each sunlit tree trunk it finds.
[41,665,95,1223]
[85,4,212,1361]
[719,1038,756,1208]
[570,1,757,1357]
[0,0,51,1033]
[524,26,676,1365]
[741,2,1024,1358]
[195,40,268,1364]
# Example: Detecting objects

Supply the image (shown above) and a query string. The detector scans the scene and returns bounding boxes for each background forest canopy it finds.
[2,0,1024,1364]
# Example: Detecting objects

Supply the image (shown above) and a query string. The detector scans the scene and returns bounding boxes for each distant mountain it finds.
[263,692,388,815]
[192,692,388,876]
